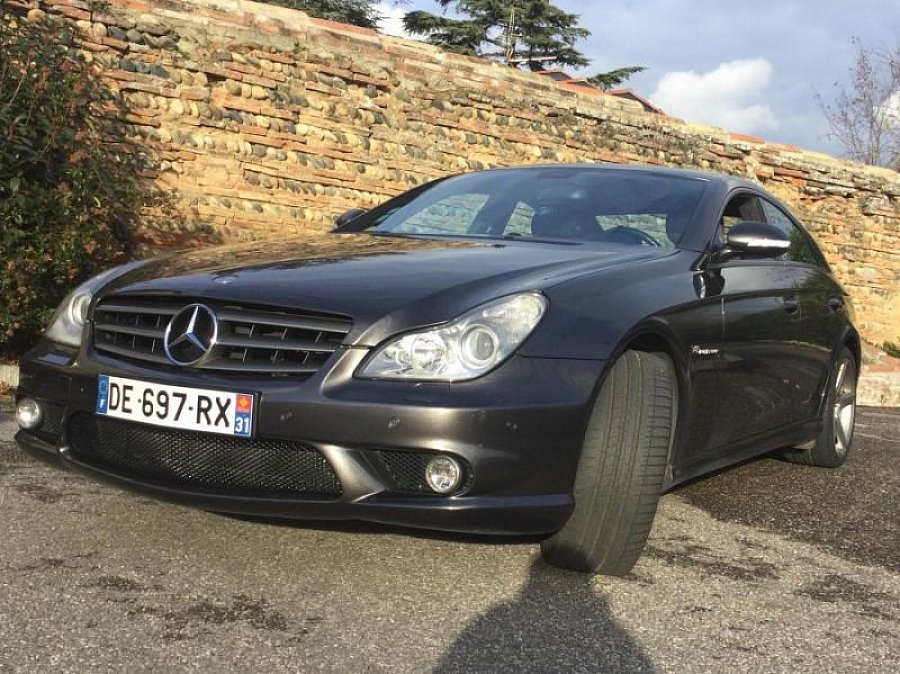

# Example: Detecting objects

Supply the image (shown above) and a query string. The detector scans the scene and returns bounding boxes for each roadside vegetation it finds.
[0,9,152,360]
[882,341,900,359]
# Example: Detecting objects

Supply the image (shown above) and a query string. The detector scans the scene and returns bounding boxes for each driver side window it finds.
[718,193,764,243]
[760,200,823,266]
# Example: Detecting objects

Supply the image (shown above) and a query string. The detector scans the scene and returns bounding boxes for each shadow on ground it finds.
[677,407,899,571]
[435,559,654,674]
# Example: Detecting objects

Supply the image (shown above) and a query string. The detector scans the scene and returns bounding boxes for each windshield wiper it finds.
[498,234,581,246]
[367,230,417,239]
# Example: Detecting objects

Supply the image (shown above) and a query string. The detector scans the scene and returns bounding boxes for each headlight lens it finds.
[44,265,131,347]
[358,293,547,381]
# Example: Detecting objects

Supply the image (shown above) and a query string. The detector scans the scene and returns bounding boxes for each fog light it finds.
[425,455,463,494]
[15,397,43,430]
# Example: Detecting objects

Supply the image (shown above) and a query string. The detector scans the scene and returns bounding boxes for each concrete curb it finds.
[0,363,19,389]
[858,371,900,407]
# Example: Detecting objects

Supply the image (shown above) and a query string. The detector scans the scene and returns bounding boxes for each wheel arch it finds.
[611,320,689,405]
[843,329,861,372]
[810,325,861,418]
[601,320,688,486]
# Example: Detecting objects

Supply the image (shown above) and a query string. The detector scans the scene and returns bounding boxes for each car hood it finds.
[101,232,673,345]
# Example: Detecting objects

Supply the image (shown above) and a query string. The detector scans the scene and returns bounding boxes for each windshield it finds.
[352,167,707,248]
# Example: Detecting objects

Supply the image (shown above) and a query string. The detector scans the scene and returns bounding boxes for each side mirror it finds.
[334,208,367,228]
[720,221,790,260]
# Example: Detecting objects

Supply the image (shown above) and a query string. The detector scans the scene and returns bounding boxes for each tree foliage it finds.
[404,0,643,86]
[587,66,647,91]
[818,39,900,169]
[0,11,153,359]
[255,0,383,29]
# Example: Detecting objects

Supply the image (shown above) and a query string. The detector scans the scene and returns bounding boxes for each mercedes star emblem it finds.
[163,303,218,366]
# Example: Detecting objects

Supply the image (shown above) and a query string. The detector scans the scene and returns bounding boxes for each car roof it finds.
[478,163,761,192]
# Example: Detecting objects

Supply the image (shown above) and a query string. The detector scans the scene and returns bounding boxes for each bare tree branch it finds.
[818,38,900,169]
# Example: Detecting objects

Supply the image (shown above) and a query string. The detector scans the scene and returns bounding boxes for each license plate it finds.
[96,375,255,438]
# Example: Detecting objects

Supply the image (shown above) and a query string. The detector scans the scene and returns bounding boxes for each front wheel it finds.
[541,350,676,576]
[780,346,857,468]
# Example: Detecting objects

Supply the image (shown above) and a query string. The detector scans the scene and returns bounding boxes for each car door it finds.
[711,191,805,448]
[759,199,845,419]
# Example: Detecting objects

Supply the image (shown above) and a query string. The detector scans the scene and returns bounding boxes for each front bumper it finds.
[16,342,606,535]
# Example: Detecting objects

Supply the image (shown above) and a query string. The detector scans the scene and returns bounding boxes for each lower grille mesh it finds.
[34,402,65,443]
[68,414,342,498]
[373,449,435,493]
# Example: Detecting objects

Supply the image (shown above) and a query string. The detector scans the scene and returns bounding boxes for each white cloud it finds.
[881,91,900,125]
[651,59,779,135]
[375,2,411,38]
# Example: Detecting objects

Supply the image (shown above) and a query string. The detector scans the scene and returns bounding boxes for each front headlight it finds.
[44,265,132,347]
[358,293,547,381]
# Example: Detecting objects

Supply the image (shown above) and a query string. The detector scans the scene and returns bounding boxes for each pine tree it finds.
[404,0,587,68]
[587,66,647,90]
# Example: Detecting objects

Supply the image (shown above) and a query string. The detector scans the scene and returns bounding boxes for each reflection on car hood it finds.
[101,232,673,345]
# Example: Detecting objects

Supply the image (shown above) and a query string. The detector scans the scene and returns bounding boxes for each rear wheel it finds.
[781,346,857,468]
[541,350,676,575]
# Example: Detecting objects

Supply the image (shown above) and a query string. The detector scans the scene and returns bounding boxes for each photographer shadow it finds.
[435,558,655,674]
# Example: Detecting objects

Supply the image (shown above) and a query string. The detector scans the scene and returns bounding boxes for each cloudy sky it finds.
[375,1,900,157]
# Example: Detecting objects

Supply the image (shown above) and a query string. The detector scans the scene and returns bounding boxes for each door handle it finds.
[783,295,799,314]
[828,296,843,312]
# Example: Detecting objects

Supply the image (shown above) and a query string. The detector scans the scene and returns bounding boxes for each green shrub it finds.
[0,9,151,360]
[882,341,900,359]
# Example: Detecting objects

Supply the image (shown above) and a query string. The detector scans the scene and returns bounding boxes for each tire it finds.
[541,350,676,576]
[780,346,857,468]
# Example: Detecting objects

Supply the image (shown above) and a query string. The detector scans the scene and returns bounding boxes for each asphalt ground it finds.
[0,408,897,673]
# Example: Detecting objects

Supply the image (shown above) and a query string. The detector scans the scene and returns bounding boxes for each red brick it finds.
[309,16,377,36]
[180,87,210,101]
[257,105,298,122]
[305,81,340,96]
[78,40,109,53]
[773,167,809,180]
[124,114,160,127]
[730,132,765,144]
[57,5,91,21]
[102,37,130,51]
[242,135,285,148]
[106,69,141,82]
[260,52,296,65]
[216,96,262,115]
[243,74,280,89]
[120,81,172,96]
[227,63,264,76]
[117,0,153,11]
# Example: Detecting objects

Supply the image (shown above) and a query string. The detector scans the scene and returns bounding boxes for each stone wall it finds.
[17,0,900,345]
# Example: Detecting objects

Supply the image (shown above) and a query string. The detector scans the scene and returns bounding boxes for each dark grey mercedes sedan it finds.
[15,165,858,575]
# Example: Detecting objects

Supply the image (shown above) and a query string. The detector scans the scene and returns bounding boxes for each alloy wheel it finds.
[832,358,856,455]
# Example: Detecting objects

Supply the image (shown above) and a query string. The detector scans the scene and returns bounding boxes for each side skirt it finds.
[666,417,822,490]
